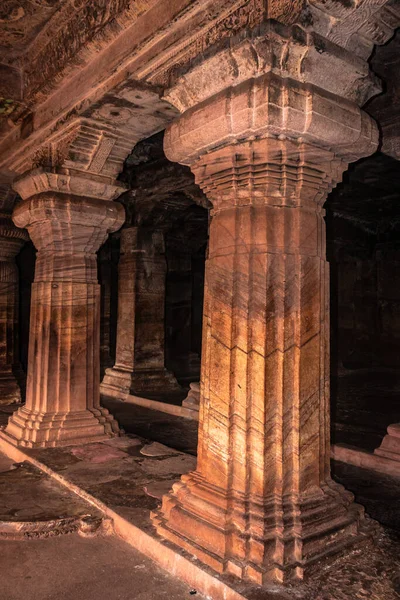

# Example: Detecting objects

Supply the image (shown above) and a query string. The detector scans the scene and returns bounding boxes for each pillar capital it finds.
[164,21,378,168]
[0,213,29,260]
[12,167,126,203]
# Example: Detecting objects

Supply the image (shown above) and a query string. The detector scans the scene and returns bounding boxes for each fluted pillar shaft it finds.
[4,176,124,448]
[101,226,180,398]
[155,140,363,582]
[0,215,28,405]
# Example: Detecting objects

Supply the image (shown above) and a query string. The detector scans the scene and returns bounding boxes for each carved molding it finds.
[12,168,126,202]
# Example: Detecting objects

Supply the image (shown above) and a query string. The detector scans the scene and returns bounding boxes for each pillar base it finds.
[152,474,369,585]
[182,382,200,412]
[374,424,400,462]
[0,374,21,405]
[3,405,119,449]
[101,366,181,398]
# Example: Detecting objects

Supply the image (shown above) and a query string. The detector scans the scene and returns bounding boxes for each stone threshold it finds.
[101,387,199,421]
[332,443,400,478]
[0,431,269,600]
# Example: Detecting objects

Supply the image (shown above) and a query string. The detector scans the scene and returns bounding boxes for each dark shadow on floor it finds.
[102,397,199,455]
[332,460,400,531]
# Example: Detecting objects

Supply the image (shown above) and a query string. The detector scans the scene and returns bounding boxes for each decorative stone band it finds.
[12,167,127,202]
[191,138,346,214]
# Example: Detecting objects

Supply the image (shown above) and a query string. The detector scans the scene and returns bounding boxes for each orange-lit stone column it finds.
[3,171,125,448]
[152,23,381,583]
[0,215,28,404]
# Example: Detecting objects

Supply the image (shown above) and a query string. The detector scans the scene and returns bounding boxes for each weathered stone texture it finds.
[102,226,180,398]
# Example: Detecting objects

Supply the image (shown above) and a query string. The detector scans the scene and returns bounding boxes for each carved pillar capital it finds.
[0,213,29,260]
[164,21,378,170]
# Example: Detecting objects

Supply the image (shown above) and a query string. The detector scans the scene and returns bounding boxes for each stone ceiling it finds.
[0,0,156,101]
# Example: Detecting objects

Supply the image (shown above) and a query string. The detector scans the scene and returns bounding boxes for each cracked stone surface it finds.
[0,450,103,538]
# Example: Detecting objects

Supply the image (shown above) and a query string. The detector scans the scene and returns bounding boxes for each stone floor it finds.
[0,533,206,600]
[103,396,199,454]
[332,460,400,531]
[0,451,104,538]
[1,401,400,599]
[0,429,397,600]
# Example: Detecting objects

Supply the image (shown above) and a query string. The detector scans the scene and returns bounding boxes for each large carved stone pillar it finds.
[152,22,381,583]
[3,171,124,448]
[0,215,28,404]
[101,226,180,398]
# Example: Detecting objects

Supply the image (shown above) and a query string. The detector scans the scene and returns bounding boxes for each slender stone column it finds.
[0,215,28,404]
[152,22,381,583]
[3,171,125,448]
[101,226,180,398]
[98,241,116,374]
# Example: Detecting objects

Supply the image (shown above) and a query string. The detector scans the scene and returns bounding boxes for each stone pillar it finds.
[182,381,200,412]
[375,424,400,463]
[0,215,28,405]
[3,171,125,448]
[98,240,115,375]
[152,23,380,583]
[101,226,180,398]
[165,247,196,385]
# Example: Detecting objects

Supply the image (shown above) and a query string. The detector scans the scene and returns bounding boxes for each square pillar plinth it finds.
[3,173,125,448]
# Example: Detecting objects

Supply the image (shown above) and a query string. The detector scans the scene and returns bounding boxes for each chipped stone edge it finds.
[0,430,245,600]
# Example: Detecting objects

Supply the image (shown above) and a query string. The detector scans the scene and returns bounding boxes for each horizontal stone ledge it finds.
[331,443,400,478]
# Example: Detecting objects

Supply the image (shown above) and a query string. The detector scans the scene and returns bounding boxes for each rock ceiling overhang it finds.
[0,0,399,188]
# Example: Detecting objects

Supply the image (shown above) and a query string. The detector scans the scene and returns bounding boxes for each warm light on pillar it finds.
[3,170,125,448]
[152,22,381,583]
